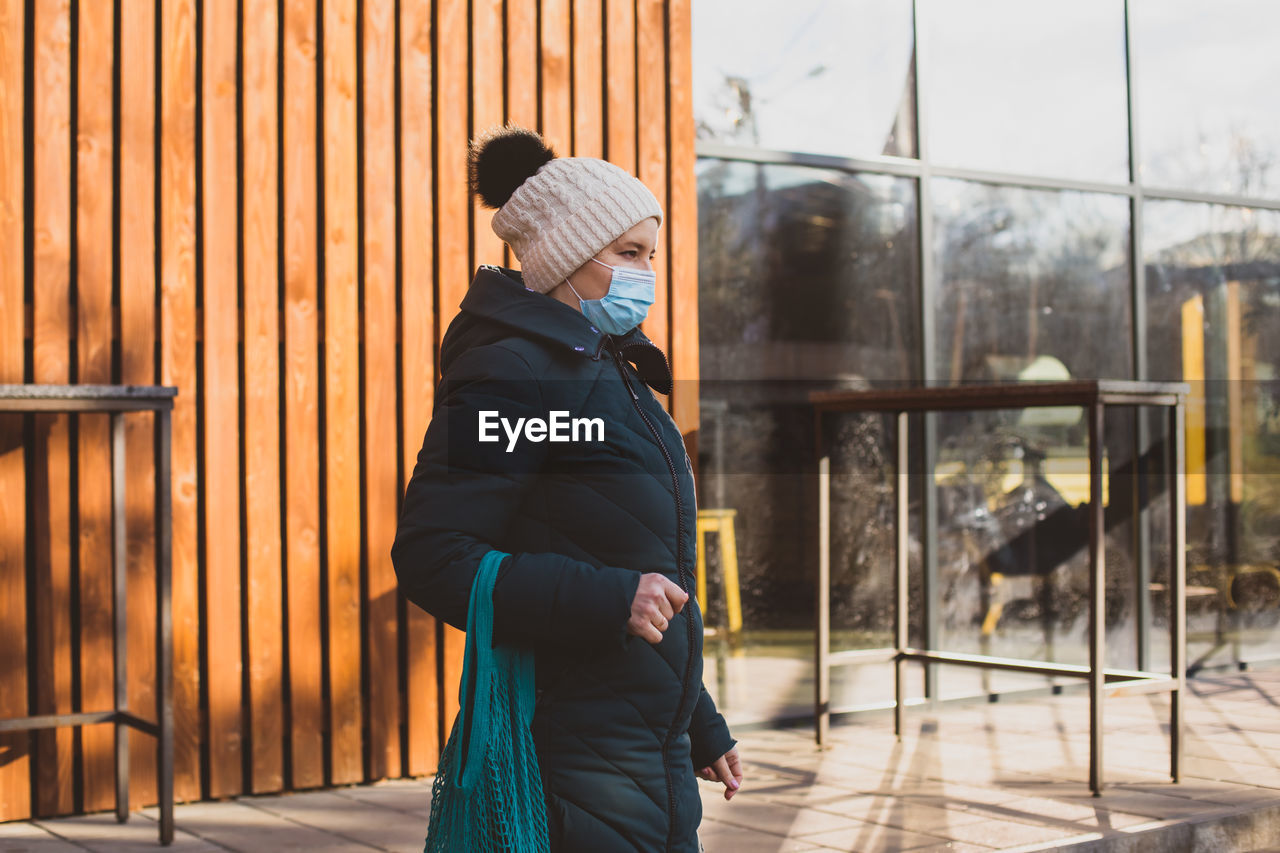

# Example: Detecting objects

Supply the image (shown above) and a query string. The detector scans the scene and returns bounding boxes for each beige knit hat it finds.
[468,126,663,294]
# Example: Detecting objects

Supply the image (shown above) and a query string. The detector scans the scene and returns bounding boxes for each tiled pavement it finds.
[5,668,1280,852]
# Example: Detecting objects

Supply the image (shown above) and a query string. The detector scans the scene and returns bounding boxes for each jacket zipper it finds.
[610,343,695,853]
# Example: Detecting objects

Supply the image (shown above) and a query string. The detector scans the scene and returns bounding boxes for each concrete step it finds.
[1007,799,1280,852]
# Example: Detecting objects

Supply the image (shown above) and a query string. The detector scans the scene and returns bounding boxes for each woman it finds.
[392,126,742,853]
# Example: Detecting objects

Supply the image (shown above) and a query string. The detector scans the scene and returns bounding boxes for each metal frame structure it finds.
[0,384,177,845]
[812,380,1188,797]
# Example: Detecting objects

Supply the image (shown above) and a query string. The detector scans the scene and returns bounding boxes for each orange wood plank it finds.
[502,0,538,270]
[362,0,401,781]
[324,0,364,786]
[75,0,116,813]
[0,426,26,822]
[200,0,244,799]
[604,0,635,173]
[539,0,571,155]
[130,0,203,805]
[282,0,324,792]
[472,0,504,268]
[570,0,602,157]
[436,0,469,325]
[436,0,470,732]
[636,0,668,359]
[0,0,30,821]
[32,0,74,817]
[506,0,538,129]
[666,0,698,436]
[399,0,439,776]
[243,0,283,794]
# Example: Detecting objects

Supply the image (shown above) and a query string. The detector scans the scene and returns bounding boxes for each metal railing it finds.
[812,380,1188,796]
[0,384,176,844]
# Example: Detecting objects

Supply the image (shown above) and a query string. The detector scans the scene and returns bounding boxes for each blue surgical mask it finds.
[565,257,656,335]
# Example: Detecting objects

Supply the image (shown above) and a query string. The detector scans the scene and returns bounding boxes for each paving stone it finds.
[227,793,428,852]
[0,821,87,852]
[805,795,989,833]
[697,820,837,852]
[699,796,863,838]
[797,820,953,851]
[29,813,225,853]
[930,816,1080,848]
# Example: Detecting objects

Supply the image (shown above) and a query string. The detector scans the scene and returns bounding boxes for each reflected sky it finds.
[921,0,1129,182]
[694,0,1280,200]
[692,0,915,159]
[1132,0,1280,197]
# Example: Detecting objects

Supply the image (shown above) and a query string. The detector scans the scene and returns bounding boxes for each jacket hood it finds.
[448,265,674,395]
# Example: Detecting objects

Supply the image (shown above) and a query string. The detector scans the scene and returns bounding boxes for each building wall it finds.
[691,0,1280,726]
[0,0,698,819]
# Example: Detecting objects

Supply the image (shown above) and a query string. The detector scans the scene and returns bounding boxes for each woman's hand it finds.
[696,747,743,801]
[628,573,688,644]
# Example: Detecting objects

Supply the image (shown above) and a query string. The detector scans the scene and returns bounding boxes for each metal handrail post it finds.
[816,452,830,746]
[895,412,909,740]
[1171,402,1186,781]
[1089,401,1106,796]
[111,412,129,822]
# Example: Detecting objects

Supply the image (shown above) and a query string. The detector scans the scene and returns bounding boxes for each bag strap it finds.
[453,549,509,789]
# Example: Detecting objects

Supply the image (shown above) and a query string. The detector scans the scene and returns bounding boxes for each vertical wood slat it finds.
[323,0,364,787]
[603,0,635,173]
[201,0,244,800]
[243,0,283,794]
[0,0,29,822]
[161,0,201,807]
[506,0,537,129]
[636,0,668,359]
[32,0,75,818]
[282,0,324,792]
[471,0,503,268]
[362,0,401,781]
[540,0,571,155]
[400,0,439,777]
[436,0,470,735]
[74,0,115,814]
[570,0,602,157]
[667,0,698,435]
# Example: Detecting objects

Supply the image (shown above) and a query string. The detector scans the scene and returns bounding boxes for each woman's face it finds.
[552,217,660,308]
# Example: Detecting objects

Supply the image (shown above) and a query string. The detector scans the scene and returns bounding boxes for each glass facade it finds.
[1131,0,1280,197]
[922,0,1129,182]
[694,1,1280,725]
[692,0,916,159]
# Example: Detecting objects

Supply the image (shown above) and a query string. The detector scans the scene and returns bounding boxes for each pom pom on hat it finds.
[468,125,557,209]
[467,124,664,294]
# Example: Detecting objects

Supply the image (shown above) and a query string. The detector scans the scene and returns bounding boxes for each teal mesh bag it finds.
[425,550,550,853]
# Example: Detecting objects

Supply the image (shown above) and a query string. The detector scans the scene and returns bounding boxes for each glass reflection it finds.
[1145,200,1280,669]
[921,0,1129,182]
[932,406,1141,674]
[692,0,916,159]
[1132,0,1280,197]
[931,179,1137,671]
[696,159,919,723]
[933,179,1132,384]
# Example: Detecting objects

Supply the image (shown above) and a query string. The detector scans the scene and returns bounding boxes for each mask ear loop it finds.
[563,276,586,306]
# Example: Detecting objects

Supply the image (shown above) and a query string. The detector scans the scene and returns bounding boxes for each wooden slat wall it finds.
[0,0,29,823]
[0,0,698,818]
[74,0,115,815]
[31,0,74,818]
[161,0,199,811]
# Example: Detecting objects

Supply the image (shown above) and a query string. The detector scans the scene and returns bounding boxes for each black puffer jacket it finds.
[392,265,735,853]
